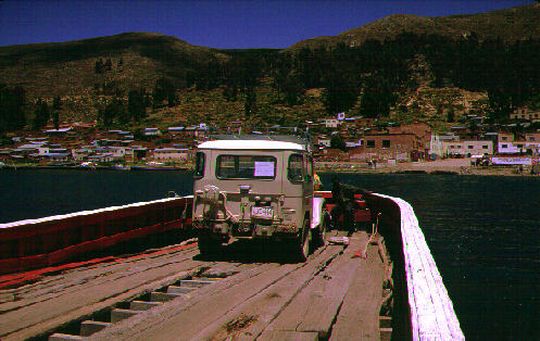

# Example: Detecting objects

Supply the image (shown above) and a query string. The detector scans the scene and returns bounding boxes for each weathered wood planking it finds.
[0,248,203,340]
[191,245,344,340]
[329,238,385,340]
[258,235,369,340]
[91,262,302,340]
[375,194,465,341]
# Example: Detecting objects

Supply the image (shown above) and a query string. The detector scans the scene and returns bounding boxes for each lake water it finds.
[1,169,539,340]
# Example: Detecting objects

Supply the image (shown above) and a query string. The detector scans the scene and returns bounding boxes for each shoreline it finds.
[315,159,540,177]
[2,159,538,177]
[0,164,191,171]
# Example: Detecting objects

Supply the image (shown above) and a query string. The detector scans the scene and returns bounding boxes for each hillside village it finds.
[2,105,540,173]
[2,4,540,174]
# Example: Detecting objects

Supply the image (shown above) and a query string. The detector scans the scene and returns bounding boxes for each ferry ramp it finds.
[0,231,388,341]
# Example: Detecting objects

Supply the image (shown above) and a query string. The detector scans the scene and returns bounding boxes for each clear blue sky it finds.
[0,0,534,48]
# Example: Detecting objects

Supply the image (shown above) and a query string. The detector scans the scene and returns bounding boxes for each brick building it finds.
[351,133,419,162]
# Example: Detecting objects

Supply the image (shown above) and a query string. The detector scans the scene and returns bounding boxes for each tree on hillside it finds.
[223,83,238,101]
[52,111,60,130]
[222,56,246,101]
[167,91,178,107]
[152,78,176,108]
[487,89,513,122]
[330,134,346,151]
[32,98,50,130]
[94,58,104,74]
[98,98,126,127]
[52,96,61,129]
[244,87,257,117]
[357,75,396,118]
[196,59,223,90]
[114,98,129,124]
[104,58,113,71]
[128,89,147,122]
[447,107,455,123]
[282,70,304,106]
[52,96,61,111]
[297,47,325,88]
[0,84,26,132]
[322,63,358,115]
[144,92,152,108]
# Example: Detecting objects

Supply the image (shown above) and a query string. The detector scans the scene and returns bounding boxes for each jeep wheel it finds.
[198,234,222,255]
[314,211,329,248]
[292,227,310,262]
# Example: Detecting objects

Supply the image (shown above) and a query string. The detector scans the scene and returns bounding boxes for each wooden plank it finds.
[0,249,204,340]
[90,262,282,340]
[258,233,369,340]
[191,245,344,340]
[0,247,199,313]
[329,239,385,340]
[261,330,319,341]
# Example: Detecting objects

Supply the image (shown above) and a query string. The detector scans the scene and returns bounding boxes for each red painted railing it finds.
[0,196,193,275]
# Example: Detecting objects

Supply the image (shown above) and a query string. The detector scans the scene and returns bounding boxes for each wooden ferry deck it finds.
[0,231,388,341]
[0,193,465,341]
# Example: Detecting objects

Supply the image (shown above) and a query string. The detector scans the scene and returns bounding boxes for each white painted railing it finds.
[375,194,465,341]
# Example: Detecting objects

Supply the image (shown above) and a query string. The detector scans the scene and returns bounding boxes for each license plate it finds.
[251,206,273,220]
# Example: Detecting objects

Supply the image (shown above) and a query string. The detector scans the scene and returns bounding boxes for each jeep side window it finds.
[288,154,304,182]
[194,152,205,178]
[306,156,313,182]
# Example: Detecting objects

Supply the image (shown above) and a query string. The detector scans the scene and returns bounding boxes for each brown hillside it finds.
[290,4,540,49]
[0,32,226,97]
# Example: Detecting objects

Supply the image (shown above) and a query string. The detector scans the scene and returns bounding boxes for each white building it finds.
[108,146,130,159]
[144,128,161,136]
[429,134,459,157]
[38,147,50,156]
[88,153,114,163]
[72,148,92,161]
[320,118,339,129]
[498,141,540,155]
[152,148,189,161]
[316,135,331,148]
[442,140,493,157]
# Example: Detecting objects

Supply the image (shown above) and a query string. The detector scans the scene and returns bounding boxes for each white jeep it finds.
[192,137,326,260]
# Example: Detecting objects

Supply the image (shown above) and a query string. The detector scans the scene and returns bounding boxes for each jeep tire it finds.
[198,233,222,255]
[292,222,310,262]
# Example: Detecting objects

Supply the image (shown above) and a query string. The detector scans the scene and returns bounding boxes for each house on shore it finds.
[152,148,190,162]
[429,133,459,158]
[143,128,161,137]
[442,140,494,158]
[349,132,420,162]
[510,107,540,122]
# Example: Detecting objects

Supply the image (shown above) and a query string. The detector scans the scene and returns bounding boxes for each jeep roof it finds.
[197,140,305,151]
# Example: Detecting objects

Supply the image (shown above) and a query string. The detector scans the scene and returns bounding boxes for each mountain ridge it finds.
[289,3,540,50]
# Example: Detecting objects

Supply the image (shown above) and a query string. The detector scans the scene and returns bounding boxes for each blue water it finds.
[0,169,193,222]
[318,173,540,341]
[1,169,539,340]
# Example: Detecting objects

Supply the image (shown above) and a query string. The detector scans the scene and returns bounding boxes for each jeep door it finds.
[284,151,313,229]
